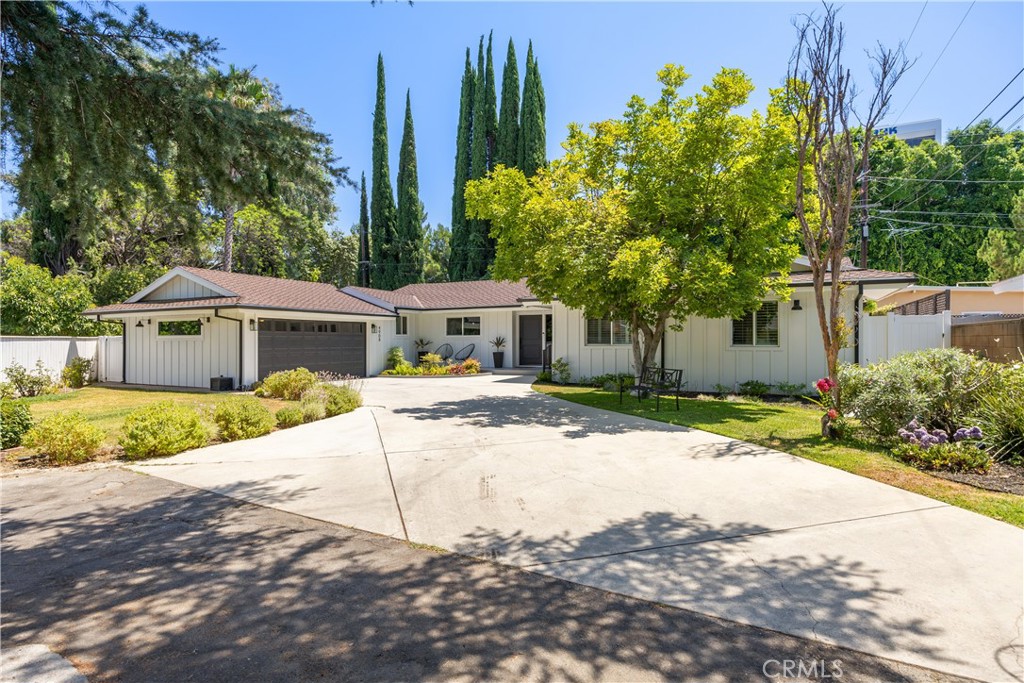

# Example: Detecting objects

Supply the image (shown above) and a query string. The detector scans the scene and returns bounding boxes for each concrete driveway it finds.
[132,374,1024,682]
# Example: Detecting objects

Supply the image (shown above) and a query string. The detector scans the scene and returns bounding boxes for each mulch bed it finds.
[931,461,1024,496]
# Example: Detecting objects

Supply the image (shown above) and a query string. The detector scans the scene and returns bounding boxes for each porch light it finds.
[135,320,144,328]
[249,319,256,331]
[792,299,803,311]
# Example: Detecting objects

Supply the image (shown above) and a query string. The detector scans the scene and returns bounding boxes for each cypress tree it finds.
[517,42,547,177]
[449,49,474,282]
[495,38,520,169]
[358,172,370,286]
[370,53,398,289]
[483,31,498,171]
[396,90,424,286]
[465,37,490,279]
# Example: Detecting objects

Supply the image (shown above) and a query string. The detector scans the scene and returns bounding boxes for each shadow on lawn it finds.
[1,469,977,683]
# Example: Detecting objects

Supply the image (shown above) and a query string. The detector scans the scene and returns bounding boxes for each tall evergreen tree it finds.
[358,172,370,286]
[370,53,398,288]
[449,49,475,281]
[396,90,425,285]
[483,31,499,170]
[463,35,499,278]
[517,42,547,177]
[495,39,520,169]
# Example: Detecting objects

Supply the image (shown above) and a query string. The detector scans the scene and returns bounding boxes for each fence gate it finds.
[860,312,950,365]
[97,336,124,383]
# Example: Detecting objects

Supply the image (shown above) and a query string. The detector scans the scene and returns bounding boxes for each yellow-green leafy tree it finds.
[467,65,798,373]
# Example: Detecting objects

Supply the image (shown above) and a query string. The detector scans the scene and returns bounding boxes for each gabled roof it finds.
[85,267,395,317]
[789,261,915,286]
[344,279,534,310]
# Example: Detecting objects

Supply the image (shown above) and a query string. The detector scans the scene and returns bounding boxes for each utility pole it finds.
[859,169,870,268]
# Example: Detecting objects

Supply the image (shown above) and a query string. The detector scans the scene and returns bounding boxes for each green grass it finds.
[535,383,1024,528]
[22,386,290,447]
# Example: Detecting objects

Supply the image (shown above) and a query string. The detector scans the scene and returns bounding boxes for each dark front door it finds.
[258,319,366,379]
[519,315,543,366]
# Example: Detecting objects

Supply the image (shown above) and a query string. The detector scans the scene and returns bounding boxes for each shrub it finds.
[739,380,771,397]
[276,406,305,428]
[322,384,362,416]
[120,401,208,460]
[22,412,103,464]
[420,352,443,368]
[214,397,276,441]
[462,358,482,374]
[299,386,330,423]
[386,346,406,370]
[5,360,55,397]
[256,368,319,400]
[536,370,552,382]
[840,348,997,440]
[0,382,14,399]
[712,383,732,396]
[972,362,1024,465]
[1,398,33,449]
[61,357,93,389]
[891,442,991,473]
[775,381,807,397]
[551,357,571,385]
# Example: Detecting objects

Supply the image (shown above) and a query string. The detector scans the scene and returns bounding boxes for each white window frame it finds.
[446,316,481,336]
[396,315,409,336]
[585,318,631,346]
[155,318,205,341]
[730,302,780,348]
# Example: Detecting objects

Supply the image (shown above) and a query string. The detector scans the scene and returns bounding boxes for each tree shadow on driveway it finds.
[1,468,982,683]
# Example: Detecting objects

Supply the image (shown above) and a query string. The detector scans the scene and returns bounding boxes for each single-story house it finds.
[874,274,1024,315]
[84,258,915,392]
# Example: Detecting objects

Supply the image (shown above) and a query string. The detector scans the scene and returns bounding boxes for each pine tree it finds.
[517,41,547,177]
[396,90,425,286]
[370,53,398,289]
[495,38,520,169]
[358,173,370,286]
[449,49,474,282]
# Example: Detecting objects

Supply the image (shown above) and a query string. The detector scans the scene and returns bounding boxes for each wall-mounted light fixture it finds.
[792,299,803,311]
[135,320,144,328]
[370,323,378,334]
[249,319,256,331]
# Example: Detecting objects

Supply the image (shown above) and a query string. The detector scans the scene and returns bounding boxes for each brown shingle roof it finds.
[85,268,395,317]
[789,265,915,286]
[394,279,533,310]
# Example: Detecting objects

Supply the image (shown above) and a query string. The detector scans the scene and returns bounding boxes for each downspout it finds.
[853,282,864,366]
[214,309,244,388]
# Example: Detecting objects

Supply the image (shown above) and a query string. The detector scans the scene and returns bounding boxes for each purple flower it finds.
[935,431,948,444]
[953,428,969,442]
[914,428,928,440]
[969,427,983,439]
[906,419,920,431]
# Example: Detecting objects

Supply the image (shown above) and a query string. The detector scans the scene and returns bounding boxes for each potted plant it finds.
[414,339,432,364]
[490,336,506,368]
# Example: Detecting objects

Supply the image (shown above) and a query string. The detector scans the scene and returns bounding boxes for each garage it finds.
[257,319,366,378]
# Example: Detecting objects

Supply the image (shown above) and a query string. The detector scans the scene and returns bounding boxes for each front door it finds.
[518,315,543,365]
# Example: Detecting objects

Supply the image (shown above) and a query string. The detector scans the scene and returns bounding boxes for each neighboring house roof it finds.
[789,262,915,286]
[344,279,534,310]
[85,267,395,317]
[992,274,1024,295]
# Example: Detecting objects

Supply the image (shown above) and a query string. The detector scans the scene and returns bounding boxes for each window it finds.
[396,316,409,335]
[732,302,779,347]
[158,320,202,337]
[446,316,481,336]
[586,318,630,345]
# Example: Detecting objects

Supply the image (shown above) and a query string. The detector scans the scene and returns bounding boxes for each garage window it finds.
[446,316,480,336]
[158,320,202,337]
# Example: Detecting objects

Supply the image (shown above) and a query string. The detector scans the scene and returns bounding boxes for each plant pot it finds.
[492,351,505,368]
[417,350,429,364]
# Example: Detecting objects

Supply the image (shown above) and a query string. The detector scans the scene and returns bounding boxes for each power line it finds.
[873,210,1014,218]
[963,67,1024,130]
[867,176,1024,184]
[894,0,975,122]
[873,216,1021,232]
[905,1,929,49]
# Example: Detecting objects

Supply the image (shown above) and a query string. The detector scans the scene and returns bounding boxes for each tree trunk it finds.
[630,311,669,379]
[223,204,235,273]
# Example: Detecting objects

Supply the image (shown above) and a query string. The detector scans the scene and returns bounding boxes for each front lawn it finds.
[20,386,290,448]
[534,383,1024,528]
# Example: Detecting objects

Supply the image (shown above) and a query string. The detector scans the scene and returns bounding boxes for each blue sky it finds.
[11,2,1024,229]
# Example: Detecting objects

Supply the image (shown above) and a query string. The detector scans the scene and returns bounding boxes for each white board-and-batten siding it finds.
[145,277,220,301]
[551,289,857,393]
[123,313,240,388]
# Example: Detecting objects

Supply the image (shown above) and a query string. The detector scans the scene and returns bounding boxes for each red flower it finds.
[827,408,839,420]
[816,377,835,394]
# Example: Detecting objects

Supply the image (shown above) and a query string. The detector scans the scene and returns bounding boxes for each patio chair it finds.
[434,343,454,361]
[453,343,475,362]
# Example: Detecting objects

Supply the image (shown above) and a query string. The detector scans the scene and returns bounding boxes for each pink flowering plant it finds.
[808,376,846,439]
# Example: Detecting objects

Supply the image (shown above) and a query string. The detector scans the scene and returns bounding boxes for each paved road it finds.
[123,375,1022,681]
[2,467,964,682]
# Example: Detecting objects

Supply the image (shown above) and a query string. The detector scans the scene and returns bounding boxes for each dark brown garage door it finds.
[257,319,366,379]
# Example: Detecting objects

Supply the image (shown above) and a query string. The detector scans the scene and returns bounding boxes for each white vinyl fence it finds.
[860,311,951,366]
[0,336,124,383]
